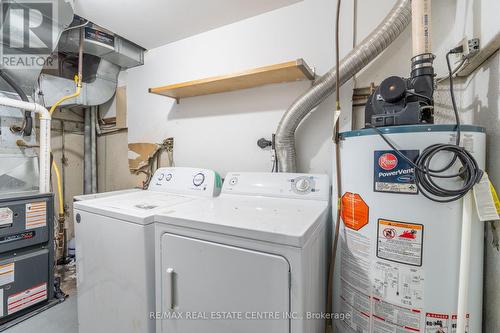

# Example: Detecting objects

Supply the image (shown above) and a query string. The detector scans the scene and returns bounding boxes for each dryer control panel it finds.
[222,172,330,201]
[148,167,222,197]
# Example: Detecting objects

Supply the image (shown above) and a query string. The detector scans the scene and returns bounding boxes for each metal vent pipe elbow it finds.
[275,0,412,172]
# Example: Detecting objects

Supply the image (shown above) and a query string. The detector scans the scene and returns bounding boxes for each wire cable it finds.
[436,56,467,83]
[63,20,89,32]
[366,124,482,202]
[406,90,432,104]
[0,69,33,135]
[446,50,461,145]
[327,0,343,331]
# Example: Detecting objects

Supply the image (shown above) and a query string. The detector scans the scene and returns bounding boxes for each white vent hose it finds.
[275,0,412,172]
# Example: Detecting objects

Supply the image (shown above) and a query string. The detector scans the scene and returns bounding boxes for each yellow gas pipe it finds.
[50,75,82,217]
[50,27,84,259]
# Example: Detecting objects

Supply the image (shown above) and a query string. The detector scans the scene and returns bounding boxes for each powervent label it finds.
[25,202,47,230]
[374,150,419,194]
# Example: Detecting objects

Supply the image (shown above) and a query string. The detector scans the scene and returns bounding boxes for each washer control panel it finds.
[222,172,329,201]
[148,167,221,197]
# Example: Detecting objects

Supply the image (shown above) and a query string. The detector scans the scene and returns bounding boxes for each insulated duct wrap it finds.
[275,0,411,172]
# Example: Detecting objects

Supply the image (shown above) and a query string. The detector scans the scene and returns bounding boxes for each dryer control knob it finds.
[295,178,311,192]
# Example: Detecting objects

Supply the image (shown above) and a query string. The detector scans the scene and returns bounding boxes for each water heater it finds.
[333,124,485,333]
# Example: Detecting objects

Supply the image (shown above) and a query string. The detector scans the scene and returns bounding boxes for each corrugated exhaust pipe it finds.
[275,0,412,172]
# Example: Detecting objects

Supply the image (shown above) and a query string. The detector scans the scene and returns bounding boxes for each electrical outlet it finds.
[467,38,480,57]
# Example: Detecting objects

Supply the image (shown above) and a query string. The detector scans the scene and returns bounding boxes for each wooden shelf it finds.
[148,59,315,101]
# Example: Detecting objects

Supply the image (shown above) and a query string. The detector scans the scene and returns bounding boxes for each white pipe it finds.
[0,97,51,193]
[411,0,432,57]
[457,192,473,333]
[90,106,97,193]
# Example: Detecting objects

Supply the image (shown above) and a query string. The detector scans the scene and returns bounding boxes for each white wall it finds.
[126,0,354,176]
[461,52,500,187]
[125,0,498,178]
[355,0,499,88]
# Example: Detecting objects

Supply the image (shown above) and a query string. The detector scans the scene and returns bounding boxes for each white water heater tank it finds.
[333,125,485,333]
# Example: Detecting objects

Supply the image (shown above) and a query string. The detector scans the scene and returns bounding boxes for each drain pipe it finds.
[457,193,473,333]
[275,0,411,172]
[84,108,92,194]
[0,98,51,193]
[83,106,97,194]
[90,106,97,193]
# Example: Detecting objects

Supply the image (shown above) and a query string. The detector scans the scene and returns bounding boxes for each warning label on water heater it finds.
[377,219,424,266]
[374,150,419,194]
[426,313,450,332]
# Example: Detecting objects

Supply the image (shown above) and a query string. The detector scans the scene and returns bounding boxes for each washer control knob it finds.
[295,177,311,192]
[193,173,205,187]
[158,173,165,181]
[165,173,172,181]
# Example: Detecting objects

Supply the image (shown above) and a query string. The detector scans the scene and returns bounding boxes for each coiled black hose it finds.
[0,69,33,136]
[367,124,483,202]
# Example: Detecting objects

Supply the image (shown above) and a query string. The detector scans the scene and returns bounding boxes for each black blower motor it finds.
[365,53,435,127]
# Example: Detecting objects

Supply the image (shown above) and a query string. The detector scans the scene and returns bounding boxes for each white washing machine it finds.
[153,172,331,333]
[73,167,221,333]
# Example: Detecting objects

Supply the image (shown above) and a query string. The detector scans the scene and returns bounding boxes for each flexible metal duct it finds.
[275,0,412,172]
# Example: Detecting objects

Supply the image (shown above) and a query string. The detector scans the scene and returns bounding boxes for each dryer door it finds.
[160,233,290,333]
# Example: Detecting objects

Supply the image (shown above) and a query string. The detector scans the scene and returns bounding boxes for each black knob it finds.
[257,138,272,149]
[380,76,406,103]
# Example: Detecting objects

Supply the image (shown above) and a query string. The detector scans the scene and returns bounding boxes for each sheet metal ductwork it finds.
[0,0,74,96]
[56,27,144,69]
[38,23,144,107]
[275,0,412,172]
[39,59,120,107]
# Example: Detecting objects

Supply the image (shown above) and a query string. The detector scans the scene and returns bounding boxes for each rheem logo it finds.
[379,153,398,171]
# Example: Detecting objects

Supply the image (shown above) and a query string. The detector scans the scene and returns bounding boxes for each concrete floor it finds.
[5,296,78,333]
